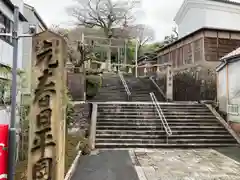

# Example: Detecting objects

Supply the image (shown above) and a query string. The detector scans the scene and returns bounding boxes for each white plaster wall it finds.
[0,30,24,69]
[0,108,11,125]
[177,8,206,38]
[10,0,24,14]
[228,60,240,122]
[217,67,227,113]
[0,40,13,67]
[175,0,240,38]
[205,6,240,31]
[0,107,20,128]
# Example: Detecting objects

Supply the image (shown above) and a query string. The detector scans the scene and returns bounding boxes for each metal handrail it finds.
[119,71,131,100]
[150,92,172,140]
[150,76,167,101]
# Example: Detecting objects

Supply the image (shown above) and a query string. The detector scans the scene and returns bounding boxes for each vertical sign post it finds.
[166,64,173,101]
[27,31,67,180]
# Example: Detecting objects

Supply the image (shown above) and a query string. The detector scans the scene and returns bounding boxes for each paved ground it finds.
[71,150,139,180]
[133,148,240,180]
[71,148,240,180]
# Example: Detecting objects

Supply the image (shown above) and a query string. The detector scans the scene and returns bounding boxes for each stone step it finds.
[96,134,233,139]
[96,122,222,126]
[97,118,219,122]
[97,115,216,119]
[98,104,205,107]
[130,98,151,101]
[95,143,237,149]
[97,120,221,125]
[95,138,236,144]
[96,125,225,130]
[98,106,208,110]
[96,129,229,135]
[98,108,210,112]
[98,112,214,115]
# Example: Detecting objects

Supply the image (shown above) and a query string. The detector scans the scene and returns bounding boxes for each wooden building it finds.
[156,27,240,70]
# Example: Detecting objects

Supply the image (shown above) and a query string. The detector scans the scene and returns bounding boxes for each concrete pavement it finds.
[71,148,240,180]
[70,150,139,180]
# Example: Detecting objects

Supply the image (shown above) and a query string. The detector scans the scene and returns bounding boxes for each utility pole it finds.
[8,6,19,180]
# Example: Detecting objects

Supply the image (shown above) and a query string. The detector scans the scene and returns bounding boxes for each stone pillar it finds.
[166,64,173,101]
[156,66,160,80]
[27,31,67,180]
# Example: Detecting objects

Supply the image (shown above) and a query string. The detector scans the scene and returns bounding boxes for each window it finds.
[0,78,11,106]
[0,12,12,44]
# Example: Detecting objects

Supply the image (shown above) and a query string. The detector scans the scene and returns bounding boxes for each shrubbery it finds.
[157,66,217,101]
[86,74,102,98]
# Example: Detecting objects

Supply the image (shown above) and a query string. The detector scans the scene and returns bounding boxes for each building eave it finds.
[156,27,240,54]
[3,0,27,21]
[24,3,48,30]
[174,0,188,23]
[216,56,240,72]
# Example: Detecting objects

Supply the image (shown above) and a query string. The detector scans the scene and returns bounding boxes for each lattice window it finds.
[228,104,239,116]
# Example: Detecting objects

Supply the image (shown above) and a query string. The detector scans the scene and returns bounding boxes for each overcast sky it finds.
[24,0,185,41]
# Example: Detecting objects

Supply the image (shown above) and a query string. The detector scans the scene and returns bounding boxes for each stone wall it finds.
[70,103,92,136]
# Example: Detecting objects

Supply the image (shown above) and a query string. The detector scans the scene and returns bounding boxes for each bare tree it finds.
[164,26,179,45]
[66,0,141,67]
[128,24,154,56]
[66,0,140,38]
[50,25,96,69]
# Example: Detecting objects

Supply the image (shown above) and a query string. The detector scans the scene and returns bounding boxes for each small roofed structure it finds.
[216,47,240,133]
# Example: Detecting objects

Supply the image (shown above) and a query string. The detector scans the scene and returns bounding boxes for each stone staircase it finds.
[89,73,164,102]
[95,102,238,148]
[124,75,165,101]
[89,73,127,101]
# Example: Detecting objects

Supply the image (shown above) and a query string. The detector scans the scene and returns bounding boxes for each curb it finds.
[64,150,82,180]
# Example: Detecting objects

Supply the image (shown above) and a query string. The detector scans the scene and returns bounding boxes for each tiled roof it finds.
[220,47,240,60]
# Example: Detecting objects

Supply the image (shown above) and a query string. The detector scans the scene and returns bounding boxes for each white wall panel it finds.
[217,67,227,112]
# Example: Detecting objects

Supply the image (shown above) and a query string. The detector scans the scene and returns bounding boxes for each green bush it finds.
[86,75,102,97]
[64,87,75,127]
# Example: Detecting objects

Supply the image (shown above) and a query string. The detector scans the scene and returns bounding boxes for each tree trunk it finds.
[106,38,112,71]
[137,44,142,58]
